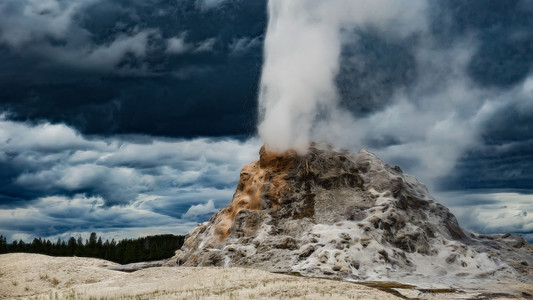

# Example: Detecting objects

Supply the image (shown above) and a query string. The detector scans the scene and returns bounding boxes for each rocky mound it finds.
[172,143,533,286]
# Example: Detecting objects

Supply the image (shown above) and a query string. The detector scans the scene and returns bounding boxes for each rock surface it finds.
[172,143,533,288]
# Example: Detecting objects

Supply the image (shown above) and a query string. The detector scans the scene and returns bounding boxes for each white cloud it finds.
[0,194,200,242]
[166,33,190,54]
[49,28,159,74]
[0,118,106,152]
[0,0,91,48]
[523,75,533,95]
[436,191,533,237]
[183,199,218,219]
[1,117,260,205]
[195,38,216,52]
[229,36,261,55]
[166,35,216,55]
[86,30,153,65]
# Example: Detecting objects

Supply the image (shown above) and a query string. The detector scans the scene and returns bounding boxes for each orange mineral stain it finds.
[212,145,297,243]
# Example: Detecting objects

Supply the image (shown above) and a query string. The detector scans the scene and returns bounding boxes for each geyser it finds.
[171,143,533,288]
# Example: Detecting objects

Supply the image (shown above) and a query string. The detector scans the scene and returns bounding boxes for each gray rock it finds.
[169,143,533,285]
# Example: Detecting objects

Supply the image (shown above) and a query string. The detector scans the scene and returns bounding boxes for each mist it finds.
[257,0,532,189]
[257,0,428,153]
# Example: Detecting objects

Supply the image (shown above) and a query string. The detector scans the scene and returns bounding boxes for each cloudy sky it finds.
[0,0,532,243]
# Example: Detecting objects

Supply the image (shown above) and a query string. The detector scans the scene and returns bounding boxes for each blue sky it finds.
[0,0,532,242]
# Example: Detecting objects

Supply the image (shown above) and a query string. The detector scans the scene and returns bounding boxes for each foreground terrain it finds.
[0,253,399,299]
[1,253,532,299]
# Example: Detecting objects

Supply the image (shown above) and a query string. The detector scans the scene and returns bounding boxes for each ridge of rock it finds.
[172,143,533,286]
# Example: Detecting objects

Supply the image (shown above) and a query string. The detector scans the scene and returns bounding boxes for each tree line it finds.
[0,233,185,264]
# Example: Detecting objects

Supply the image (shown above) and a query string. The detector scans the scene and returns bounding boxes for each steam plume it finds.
[257,0,428,153]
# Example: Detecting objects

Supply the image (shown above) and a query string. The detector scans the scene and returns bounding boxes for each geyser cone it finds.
[172,143,533,285]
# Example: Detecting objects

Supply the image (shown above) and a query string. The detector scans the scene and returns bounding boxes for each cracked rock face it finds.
[172,143,533,285]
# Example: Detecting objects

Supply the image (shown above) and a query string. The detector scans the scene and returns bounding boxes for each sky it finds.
[0,0,532,243]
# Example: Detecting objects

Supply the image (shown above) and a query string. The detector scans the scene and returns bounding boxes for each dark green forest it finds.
[0,233,185,264]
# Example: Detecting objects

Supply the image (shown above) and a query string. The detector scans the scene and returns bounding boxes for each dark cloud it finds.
[438,141,533,191]
[431,0,533,88]
[337,30,418,116]
[482,97,533,145]
[0,0,266,138]
[1,0,531,138]
[437,85,533,191]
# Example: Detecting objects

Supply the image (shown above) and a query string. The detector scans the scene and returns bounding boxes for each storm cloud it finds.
[0,116,259,205]
[0,0,265,137]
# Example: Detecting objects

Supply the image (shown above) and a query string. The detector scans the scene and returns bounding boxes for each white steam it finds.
[257,0,528,190]
[257,0,428,153]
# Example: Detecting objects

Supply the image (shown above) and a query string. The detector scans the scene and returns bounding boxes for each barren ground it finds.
[0,253,531,299]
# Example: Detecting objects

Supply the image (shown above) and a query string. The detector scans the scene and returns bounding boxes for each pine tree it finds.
[0,235,7,253]
[89,232,97,247]
[19,240,26,252]
[75,236,84,256]
[68,237,77,255]
[1,233,185,263]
